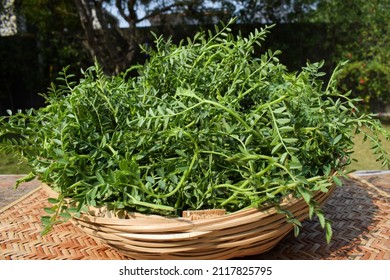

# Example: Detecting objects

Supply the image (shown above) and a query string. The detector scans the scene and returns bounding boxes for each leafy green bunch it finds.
[1,19,389,239]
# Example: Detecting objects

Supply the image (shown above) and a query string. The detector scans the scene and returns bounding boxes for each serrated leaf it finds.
[270,135,280,146]
[309,204,314,220]
[158,180,166,189]
[317,211,325,228]
[89,186,98,201]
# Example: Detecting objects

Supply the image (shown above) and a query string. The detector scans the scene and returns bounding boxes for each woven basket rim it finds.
[41,182,335,224]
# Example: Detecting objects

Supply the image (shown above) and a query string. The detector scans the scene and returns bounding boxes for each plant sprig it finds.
[1,20,389,241]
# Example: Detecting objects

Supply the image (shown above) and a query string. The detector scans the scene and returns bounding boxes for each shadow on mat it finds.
[0,178,41,210]
[239,179,381,260]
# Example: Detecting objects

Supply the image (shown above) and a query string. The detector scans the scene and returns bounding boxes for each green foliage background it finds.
[1,0,389,114]
[307,0,390,111]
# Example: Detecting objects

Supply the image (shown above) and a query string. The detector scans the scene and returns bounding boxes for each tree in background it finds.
[2,0,323,75]
[234,0,390,111]
[1,0,88,113]
[306,0,390,111]
[3,0,89,79]
[72,0,238,74]
[235,0,316,23]
[72,0,321,74]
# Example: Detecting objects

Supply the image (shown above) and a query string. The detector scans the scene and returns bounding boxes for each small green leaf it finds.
[146,176,155,184]
[169,174,178,184]
[298,187,311,204]
[276,118,290,125]
[332,176,343,186]
[290,156,302,170]
[279,126,294,132]
[176,164,188,173]
[274,107,287,114]
[317,211,325,228]
[48,198,60,204]
[280,152,288,164]
[44,207,56,214]
[293,225,300,237]
[308,204,314,220]
[266,192,275,199]
[41,216,51,226]
[96,172,105,184]
[284,138,298,143]
[15,172,36,189]
[271,143,283,154]
[324,165,331,176]
[67,207,78,214]
[53,148,64,157]
[175,150,187,157]
[157,106,165,115]
[333,134,342,145]
[53,139,63,145]
[59,212,72,220]
[100,135,107,147]
[325,221,333,244]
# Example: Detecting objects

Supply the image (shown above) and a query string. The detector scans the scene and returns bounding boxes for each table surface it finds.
[1,172,389,260]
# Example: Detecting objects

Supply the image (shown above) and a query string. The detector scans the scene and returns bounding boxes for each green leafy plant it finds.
[1,19,389,241]
[337,60,390,110]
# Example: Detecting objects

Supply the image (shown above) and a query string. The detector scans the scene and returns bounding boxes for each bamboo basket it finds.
[42,183,335,260]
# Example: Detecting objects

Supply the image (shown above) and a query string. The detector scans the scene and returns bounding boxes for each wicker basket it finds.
[42,183,335,260]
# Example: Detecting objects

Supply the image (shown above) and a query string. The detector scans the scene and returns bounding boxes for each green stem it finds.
[252,175,323,207]
[253,95,287,114]
[200,99,263,139]
[268,104,291,157]
[221,192,238,206]
[126,194,175,211]
[137,131,199,200]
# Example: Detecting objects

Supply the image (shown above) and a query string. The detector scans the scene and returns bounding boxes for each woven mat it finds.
[1,176,389,260]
